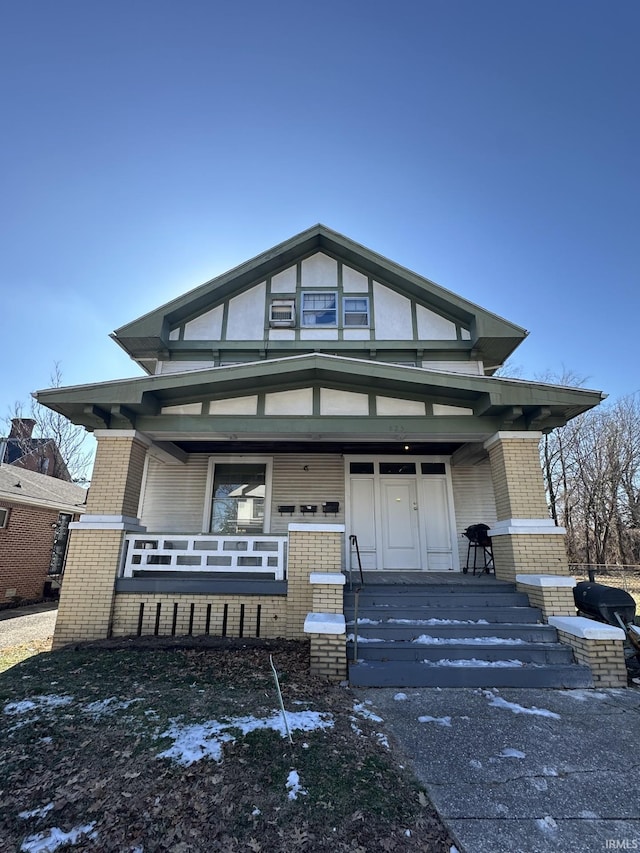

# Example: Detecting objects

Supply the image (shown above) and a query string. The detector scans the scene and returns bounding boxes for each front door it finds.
[380,479,421,569]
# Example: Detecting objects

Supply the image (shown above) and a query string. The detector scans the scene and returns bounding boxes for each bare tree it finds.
[3,363,94,484]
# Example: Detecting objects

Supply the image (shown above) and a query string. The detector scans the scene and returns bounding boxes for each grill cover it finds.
[573,581,636,626]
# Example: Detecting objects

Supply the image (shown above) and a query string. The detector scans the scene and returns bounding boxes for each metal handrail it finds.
[348,534,365,590]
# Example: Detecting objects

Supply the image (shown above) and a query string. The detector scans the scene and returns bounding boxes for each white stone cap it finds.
[70,514,146,532]
[516,574,576,588]
[304,612,346,635]
[288,523,345,533]
[489,518,566,537]
[484,431,542,450]
[549,616,625,640]
[309,573,346,585]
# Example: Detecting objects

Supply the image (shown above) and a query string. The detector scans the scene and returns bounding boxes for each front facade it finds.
[37,226,606,672]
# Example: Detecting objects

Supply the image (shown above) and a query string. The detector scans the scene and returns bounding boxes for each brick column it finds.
[485,432,568,583]
[53,431,150,647]
[549,617,627,688]
[285,524,344,639]
[516,575,577,620]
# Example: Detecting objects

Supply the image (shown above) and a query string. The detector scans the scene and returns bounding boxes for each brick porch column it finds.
[484,431,568,583]
[53,430,150,648]
[285,523,344,639]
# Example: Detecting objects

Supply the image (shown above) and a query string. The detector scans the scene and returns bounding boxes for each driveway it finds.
[360,685,640,853]
[0,603,57,649]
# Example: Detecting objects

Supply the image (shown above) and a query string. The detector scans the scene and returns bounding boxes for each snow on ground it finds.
[157,710,334,766]
[374,732,390,749]
[418,715,452,727]
[20,822,97,852]
[499,748,526,759]
[4,695,73,716]
[285,770,308,800]
[345,635,385,643]
[421,658,525,667]
[413,635,525,645]
[352,701,383,723]
[393,692,408,701]
[558,689,610,701]
[485,693,561,719]
[536,815,559,834]
[82,698,143,717]
[18,804,54,820]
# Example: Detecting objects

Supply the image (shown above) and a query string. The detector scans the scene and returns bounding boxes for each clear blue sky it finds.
[1,0,638,413]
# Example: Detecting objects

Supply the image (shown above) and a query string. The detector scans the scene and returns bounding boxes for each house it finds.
[0,464,86,605]
[1,418,72,481]
[35,225,625,686]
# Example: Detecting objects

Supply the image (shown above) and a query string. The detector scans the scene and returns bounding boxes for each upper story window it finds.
[344,297,369,327]
[0,508,9,529]
[302,292,337,327]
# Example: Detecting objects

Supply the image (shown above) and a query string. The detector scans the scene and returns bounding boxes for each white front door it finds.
[380,479,421,569]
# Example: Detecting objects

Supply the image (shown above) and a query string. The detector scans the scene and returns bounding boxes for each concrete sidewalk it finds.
[0,603,57,649]
[360,685,640,853]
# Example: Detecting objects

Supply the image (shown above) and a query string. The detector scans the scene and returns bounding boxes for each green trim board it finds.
[35,352,604,434]
[111,225,527,368]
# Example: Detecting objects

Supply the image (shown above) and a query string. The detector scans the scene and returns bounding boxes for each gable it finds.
[111,225,526,373]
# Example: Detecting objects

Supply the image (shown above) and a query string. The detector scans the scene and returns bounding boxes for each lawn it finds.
[0,638,454,852]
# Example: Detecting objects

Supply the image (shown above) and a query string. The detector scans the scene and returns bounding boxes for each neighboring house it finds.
[0,464,86,605]
[0,418,71,481]
[37,225,620,686]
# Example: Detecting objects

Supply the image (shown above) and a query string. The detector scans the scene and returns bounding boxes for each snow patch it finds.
[499,748,526,759]
[486,694,561,719]
[286,770,308,800]
[388,618,489,625]
[579,809,600,819]
[413,634,525,645]
[393,693,408,701]
[20,822,97,852]
[82,697,143,717]
[158,710,334,766]
[374,732,390,749]
[536,815,558,834]
[469,759,483,769]
[346,634,385,643]
[18,804,54,820]
[4,695,73,716]
[352,702,383,723]
[418,715,452,727]
[559,690,609,702]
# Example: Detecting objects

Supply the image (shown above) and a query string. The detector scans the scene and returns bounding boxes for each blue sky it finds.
[1,0,638,417]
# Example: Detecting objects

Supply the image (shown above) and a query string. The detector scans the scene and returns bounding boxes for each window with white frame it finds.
[0,508,8,529]
[301,292,337,326]
[209,463,267,535]
[343,296,370,326]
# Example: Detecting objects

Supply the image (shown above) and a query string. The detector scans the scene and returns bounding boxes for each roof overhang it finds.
[34,353,604,443]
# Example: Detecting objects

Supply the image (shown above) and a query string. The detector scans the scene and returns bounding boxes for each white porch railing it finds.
[122,534,288,581]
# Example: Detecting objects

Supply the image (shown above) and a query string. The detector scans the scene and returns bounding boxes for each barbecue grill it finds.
[573,581,640,674]
[462,524,494,576]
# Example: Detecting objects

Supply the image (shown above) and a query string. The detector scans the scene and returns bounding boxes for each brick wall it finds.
[309,633,347,682]
[517,582,576,619]
[492,534,569,583]
[555,630,627,688]
[0,500,58,602]
[112,593,287,638]
[286,529,343,639]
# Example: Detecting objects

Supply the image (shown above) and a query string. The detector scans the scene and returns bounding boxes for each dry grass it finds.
[0,638,53,674]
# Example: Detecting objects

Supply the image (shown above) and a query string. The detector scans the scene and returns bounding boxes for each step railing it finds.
[348,534,365,590]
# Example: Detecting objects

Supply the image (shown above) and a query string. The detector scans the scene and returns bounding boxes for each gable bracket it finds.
[83,405,110,429]
[499,406,524,427]
[527,407,552,429]
[110,405,137,429]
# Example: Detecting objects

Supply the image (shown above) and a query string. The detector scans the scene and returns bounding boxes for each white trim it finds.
[93,430,153,446]
[516,574,576,588]
[288,523,346,533]
[70,514,146,531]
[549,616,625,641]
[309,572,346,585]
[304,612,346,635]
[483,431,542,450]
[489,518,566,536]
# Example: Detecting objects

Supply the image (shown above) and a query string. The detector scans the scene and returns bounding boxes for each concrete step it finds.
[347,659,594,688]
[346,622,560,643]
[347,640,575,665]
[344,591,531,608]
[345,606,542,624]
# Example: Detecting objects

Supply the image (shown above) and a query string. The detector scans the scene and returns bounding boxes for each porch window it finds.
[210,463,266,535]
[301,292,337,326]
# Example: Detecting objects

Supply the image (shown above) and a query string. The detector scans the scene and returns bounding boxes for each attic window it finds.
[343,297,369,327]
[0,508,8,529]
[302,292,337,327]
